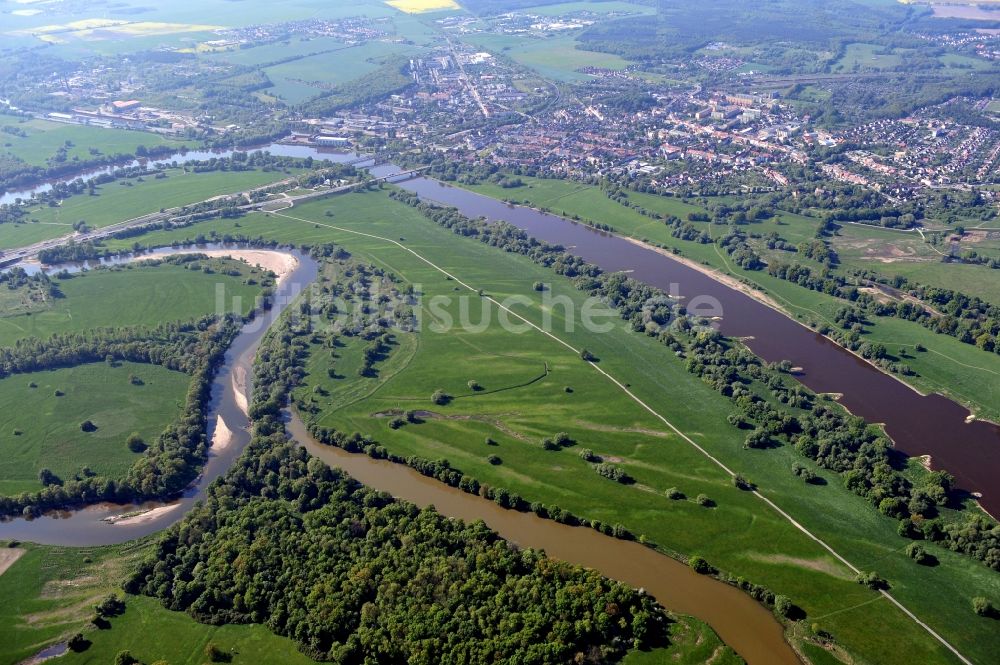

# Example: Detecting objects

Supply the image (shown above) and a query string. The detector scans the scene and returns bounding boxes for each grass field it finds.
[0,541,150,665]
[0,260,266,347]
[263,41,418,103]
[97,190,1000,665]
[460,177,1000,422]
[0,540,316,665]
[832,222,1000,303]
[204,36,349,66]
[59,596,317,665]
[0,167,296,250]
[464,33,633,81]
[832,43,903,72]
[526,1,656,17]
[0,116,182,169]
[0,362,190,495]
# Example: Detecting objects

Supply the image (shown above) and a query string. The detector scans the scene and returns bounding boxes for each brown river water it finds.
[5,146,998,663]
[0,244,800,665]
[377,173,1000,517]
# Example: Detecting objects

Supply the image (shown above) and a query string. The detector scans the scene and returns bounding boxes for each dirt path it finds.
[0,547,26,577]
[270,207,974,665]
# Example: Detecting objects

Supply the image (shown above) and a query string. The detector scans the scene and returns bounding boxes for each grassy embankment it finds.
[0,540,315,665]
[95,190,1000,665]
[459,176,1000,423]
[0,258,267,347]
[0,362,189,496]
[0,259,265,493]
[0,167,299,250]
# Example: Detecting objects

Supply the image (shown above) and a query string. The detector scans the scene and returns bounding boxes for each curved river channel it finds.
[0,246,799,664]
[5,142,999,662]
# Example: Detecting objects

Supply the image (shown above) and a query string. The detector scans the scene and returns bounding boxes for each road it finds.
[1,167,428,266]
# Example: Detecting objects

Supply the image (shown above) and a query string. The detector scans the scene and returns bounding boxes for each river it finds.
[0,245,800,665]
[375,173,1000,517]
[2,142,996,661]
[0,245,317,543]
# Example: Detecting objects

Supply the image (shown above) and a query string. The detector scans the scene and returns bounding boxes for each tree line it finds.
[386,189,1000,574]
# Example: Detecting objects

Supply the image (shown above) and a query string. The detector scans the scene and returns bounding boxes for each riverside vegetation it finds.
[80,187,1000,665]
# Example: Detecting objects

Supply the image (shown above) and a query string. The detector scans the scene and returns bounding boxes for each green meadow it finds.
[0,540,316,665]
[0,260,266,347]
[0,168,297,250]
[460,177,1000,422]
[94,190,1000,665]
[59,595,317,665]
[464,34,632,81]
[832,222,1000,304]
[0,362,190,495]
[0,116,182,168]
[263,41,419,104]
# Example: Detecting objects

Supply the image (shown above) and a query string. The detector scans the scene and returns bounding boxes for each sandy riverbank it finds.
[211,414,234,451]
[232,364,249,415]
[188,249,299,285]
[618,235,785,312]
[106,503,180,527]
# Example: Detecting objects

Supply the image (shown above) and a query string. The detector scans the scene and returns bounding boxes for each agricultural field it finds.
[263,41,419,103]
[528,1,656,16]
[0,167,298,250]
[92,190,1000,665]
[385,0,460,13]
[463,33,633,81]
[832,43,903,72]
[0,362,190,496]
[0,115,183,169]
[203,36,350,66]
[0,259,267,347]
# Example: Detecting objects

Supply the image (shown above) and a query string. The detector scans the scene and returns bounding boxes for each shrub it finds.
[905,542,930,565]
[595,463,631,483]
[733,474,755,490]
[773,595,793,619]
[696,493,713,507]
[487,454,502,465]
[579,448,597,462]
[665,487,684,500]
[67,633,88,652]
[80,420,97,432]
[126,433,146,453]
[973,597,996,617]
[855,571,888,590]
[114,652,137,665]
[431,389,451,405]
[467,379,482,391]
[388,418,405,430]
[553,432,573,446]
[688,555,713,574]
